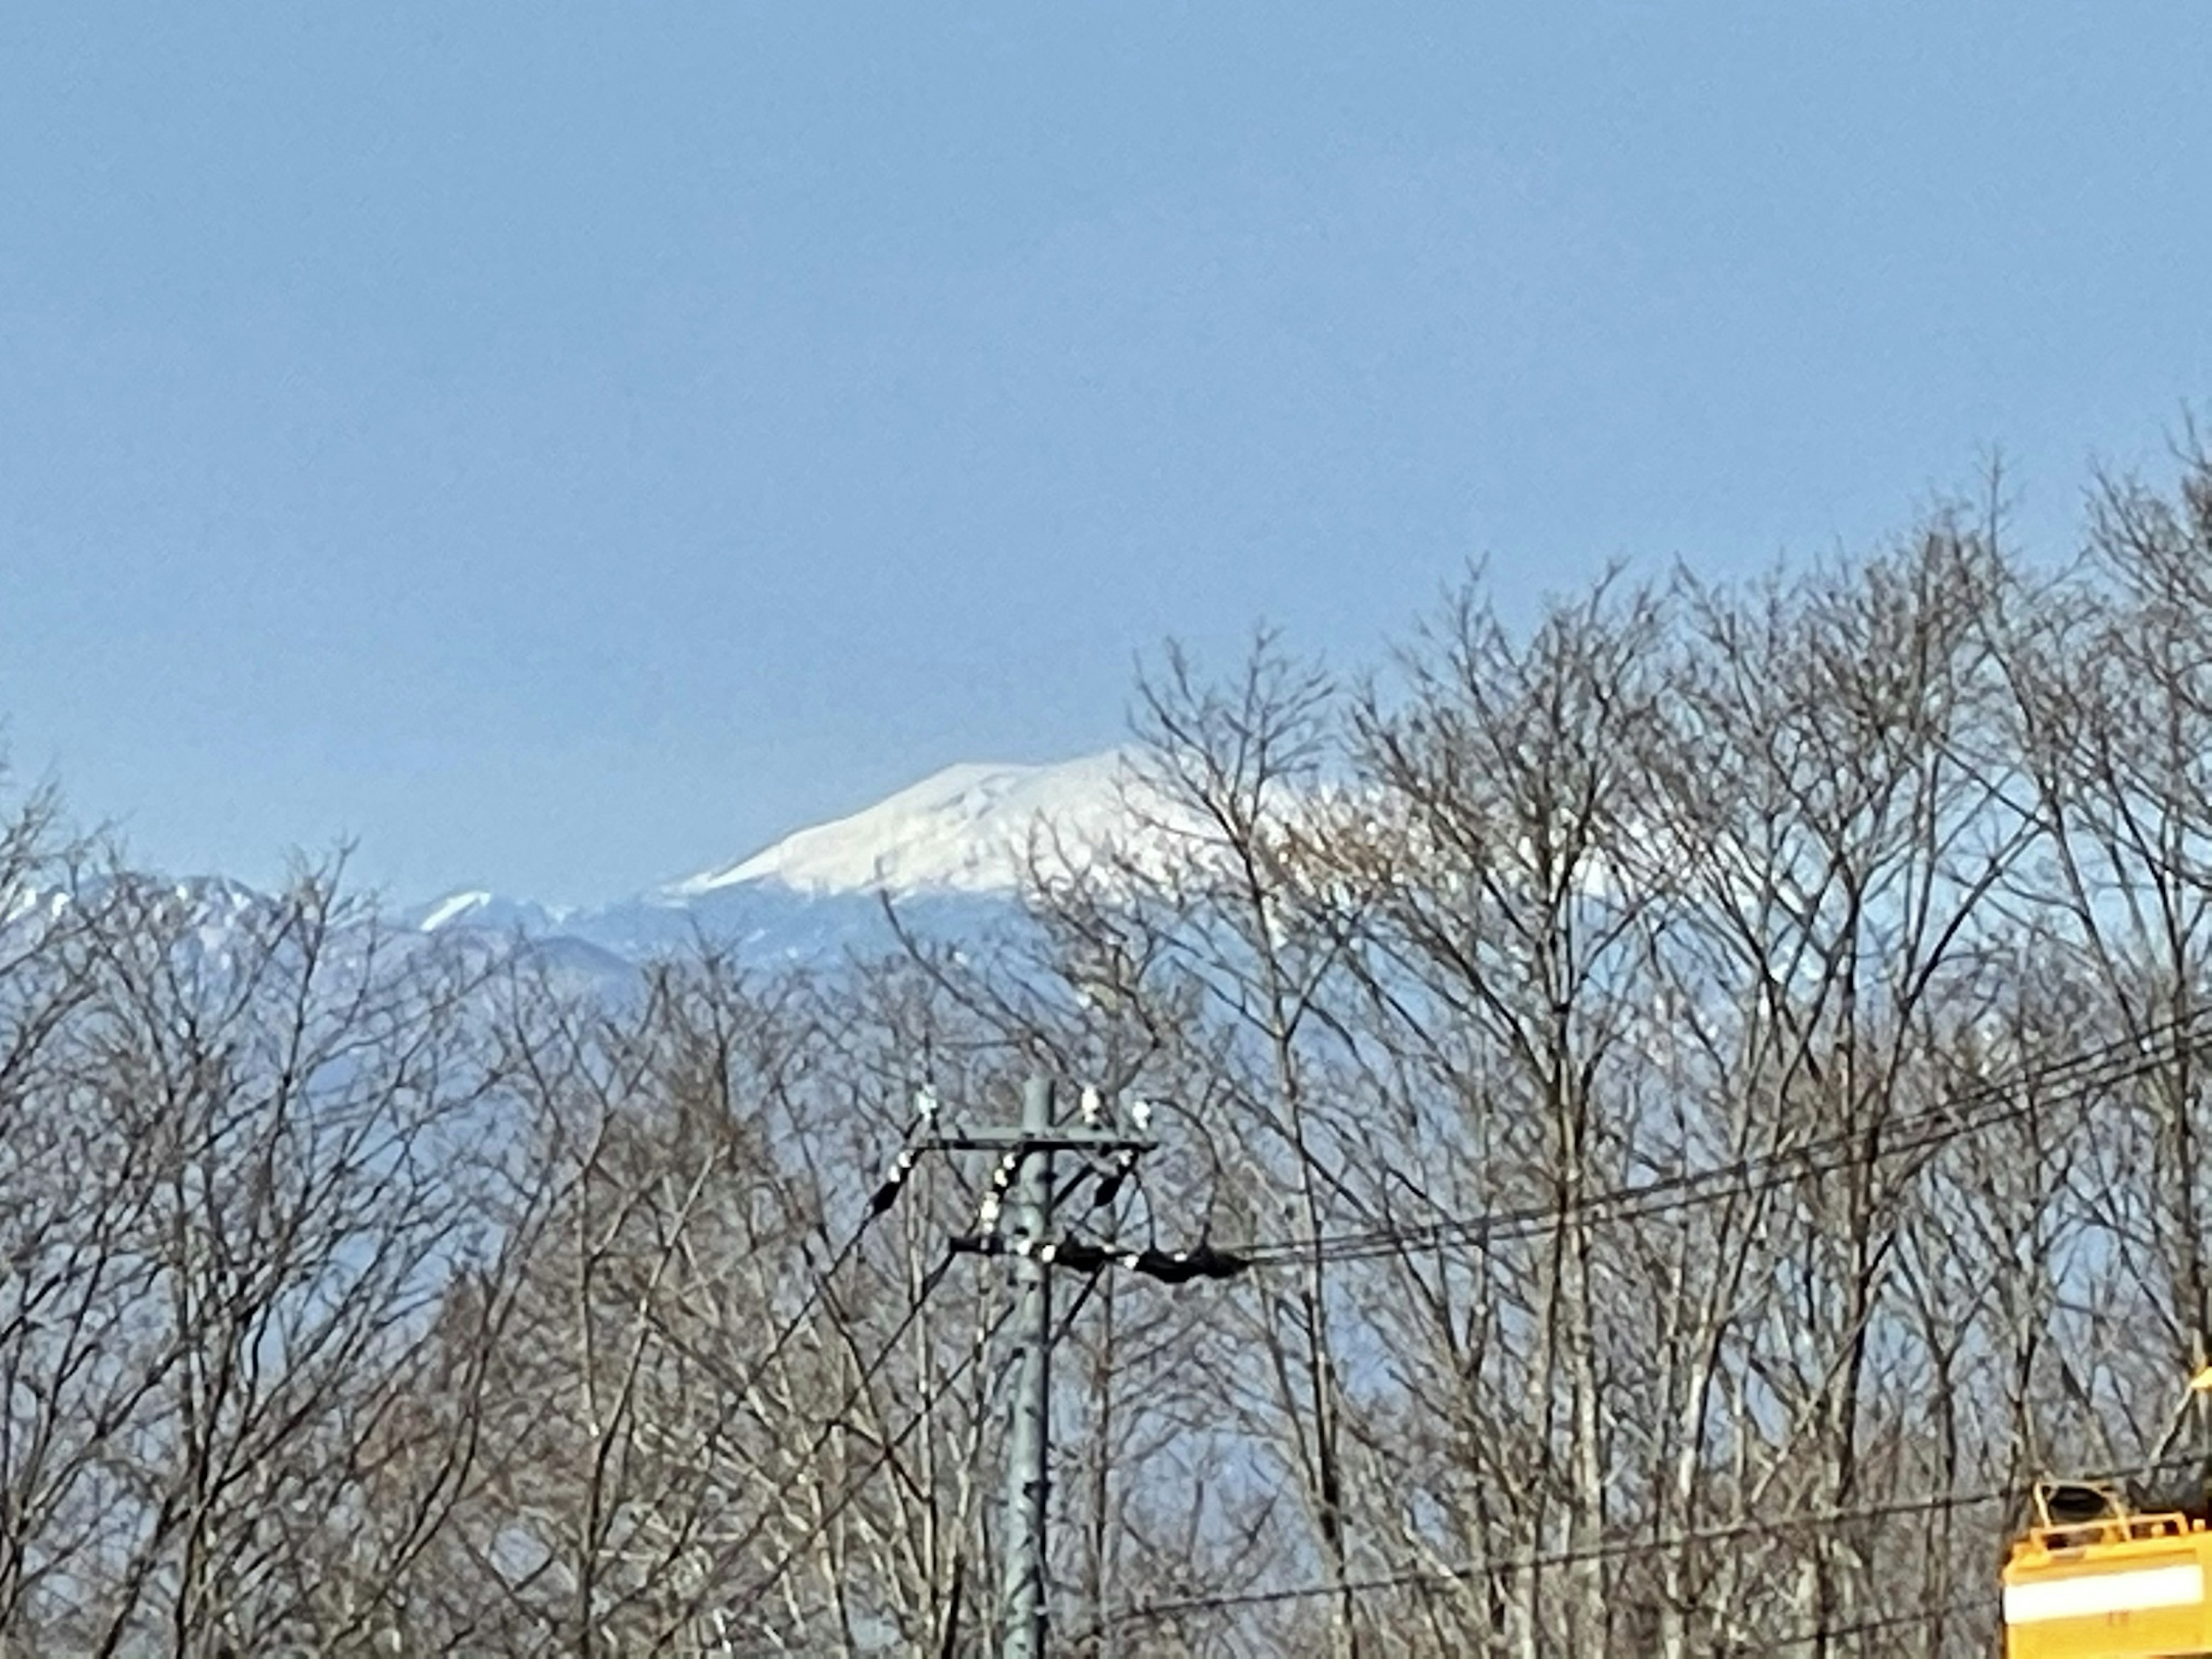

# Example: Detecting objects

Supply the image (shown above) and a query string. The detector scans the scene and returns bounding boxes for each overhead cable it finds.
[1229,1006,2212,1268]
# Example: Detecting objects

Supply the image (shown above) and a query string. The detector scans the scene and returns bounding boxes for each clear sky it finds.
[2,5,2207,904]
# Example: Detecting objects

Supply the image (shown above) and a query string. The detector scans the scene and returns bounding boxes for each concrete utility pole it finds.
[1000,1075,1055,1659]
[928,1078,1241,1658]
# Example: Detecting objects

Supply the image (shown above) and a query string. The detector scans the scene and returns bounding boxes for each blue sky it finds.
[2,5,2207,903]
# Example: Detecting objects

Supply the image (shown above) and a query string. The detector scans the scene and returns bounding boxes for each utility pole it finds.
[1000,1075,1055,1659]
[923,1077,1247,1659]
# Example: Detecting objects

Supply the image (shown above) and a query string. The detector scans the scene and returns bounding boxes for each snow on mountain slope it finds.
[415,890,495,931]
[666,752,1149,900]
[402,889,569,935]
[377,751,1192,967]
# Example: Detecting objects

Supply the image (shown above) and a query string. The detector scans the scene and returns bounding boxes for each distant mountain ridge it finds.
[397,752,1147,965]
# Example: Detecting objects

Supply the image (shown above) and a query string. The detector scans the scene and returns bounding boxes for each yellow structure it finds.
[2003,1482,2212,1657]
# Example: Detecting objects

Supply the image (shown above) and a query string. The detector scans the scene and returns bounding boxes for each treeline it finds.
[10,449,2212,1656]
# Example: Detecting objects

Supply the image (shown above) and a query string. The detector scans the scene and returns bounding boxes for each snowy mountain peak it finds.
[666,752,1143,900]
[400,889,569,936]
[416,890,495,931]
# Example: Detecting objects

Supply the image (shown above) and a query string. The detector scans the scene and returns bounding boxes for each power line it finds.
[1084,1486,1999,1631]
[720,1293,1017,1642]
[581,1096,942,1622]
[1226,1006,2212,1269]
[744,1105,931,1381]
[642,1101,933,1445]
[1757,1589,2001,1654]
[1082,1448,2212,1637]
[1263,1012,2193,1263]
[653,1245,965,1646]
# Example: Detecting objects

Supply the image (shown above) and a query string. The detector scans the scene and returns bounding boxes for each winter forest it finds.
[16,451,2212,1657]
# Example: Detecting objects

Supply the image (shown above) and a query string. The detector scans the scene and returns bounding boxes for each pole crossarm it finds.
[948,1232,1251,1281]
[922,1128,1159,1154]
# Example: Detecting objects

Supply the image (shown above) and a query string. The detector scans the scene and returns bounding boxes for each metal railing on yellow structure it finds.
[2004,1368,2212,1659]
[2003,1490,2212,1658]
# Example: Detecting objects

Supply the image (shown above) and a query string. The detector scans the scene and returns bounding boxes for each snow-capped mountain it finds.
[405,752,1153,964]
[13,755,1165,995]
[665,752,1141,900]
